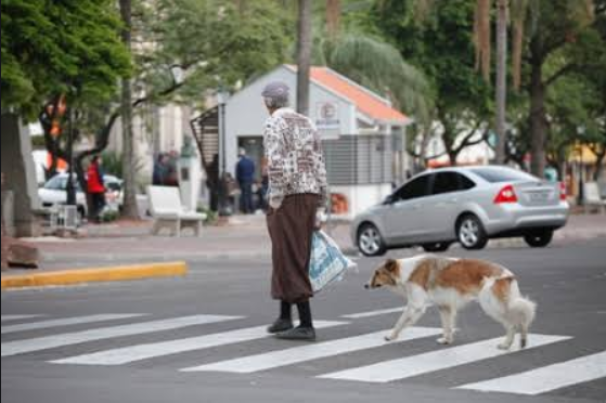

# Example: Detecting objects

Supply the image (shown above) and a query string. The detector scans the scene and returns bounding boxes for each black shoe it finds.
[275,326,316,341]
[267,318,294,334]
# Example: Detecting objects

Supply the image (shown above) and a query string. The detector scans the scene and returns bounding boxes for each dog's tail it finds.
[509,294,537,329]
[506,278,537,347]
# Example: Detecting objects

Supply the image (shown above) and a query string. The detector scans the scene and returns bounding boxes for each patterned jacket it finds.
[263,108,329,209]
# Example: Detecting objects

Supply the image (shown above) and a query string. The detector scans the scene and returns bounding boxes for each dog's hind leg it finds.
[437,306,456,345]
[519,323,529,349]
[498,325,517,350]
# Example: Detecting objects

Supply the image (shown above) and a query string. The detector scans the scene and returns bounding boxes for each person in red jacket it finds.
[87,156,106,223]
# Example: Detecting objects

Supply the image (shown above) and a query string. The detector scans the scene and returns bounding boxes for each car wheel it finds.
[457,214,488,250]
[524,230,553,248]
[357,223,387,257]
[421,242,452,253]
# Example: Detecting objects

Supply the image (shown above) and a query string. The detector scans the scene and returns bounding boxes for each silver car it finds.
[352,166,570,256]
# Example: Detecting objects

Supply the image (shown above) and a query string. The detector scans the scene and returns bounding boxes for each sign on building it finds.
[315,102,340,135]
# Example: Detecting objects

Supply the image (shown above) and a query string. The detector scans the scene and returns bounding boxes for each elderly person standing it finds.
[262,81,328,341]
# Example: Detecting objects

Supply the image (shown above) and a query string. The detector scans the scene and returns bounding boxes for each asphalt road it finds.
[2,238,606,403]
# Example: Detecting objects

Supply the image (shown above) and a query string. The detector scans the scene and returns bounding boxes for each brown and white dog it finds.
[365,255,536,350]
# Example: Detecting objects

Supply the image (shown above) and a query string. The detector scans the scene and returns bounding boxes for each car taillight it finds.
[560,182,567,201]
[494,185,518,204]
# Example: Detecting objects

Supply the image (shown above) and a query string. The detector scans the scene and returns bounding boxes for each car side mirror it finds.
[384,195,395,205]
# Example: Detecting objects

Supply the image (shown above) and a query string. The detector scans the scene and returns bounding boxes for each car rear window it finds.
[470,168,536,183]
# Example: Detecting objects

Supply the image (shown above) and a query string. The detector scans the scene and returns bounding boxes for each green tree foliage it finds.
[520,0,601,176]
[317,34,433,124]
[1,0,130,117]
[501,0,605,176]
[131,0,292,108]
[364,0,493,165]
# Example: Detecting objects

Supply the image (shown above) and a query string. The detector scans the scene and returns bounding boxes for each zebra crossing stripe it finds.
[1,315,241,358]
[341,308,403,319]
[1,314,146,335]
[1,315,44,322]
[50,321,347,366]
[457,351,606,395]
[183,327,442,374]
[319,334,571,383]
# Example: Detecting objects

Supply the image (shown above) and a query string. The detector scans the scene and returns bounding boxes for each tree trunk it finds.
[296,0,313,116]
[594,149,605,181]
[1,115,41,237]
[448,151,458,166]
[119,0,139,219]
[495,0,508,165]
[528,41,547,178]
[327,0,341,39]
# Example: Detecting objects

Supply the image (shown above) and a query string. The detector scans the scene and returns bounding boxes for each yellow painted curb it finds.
[1,262,188,290]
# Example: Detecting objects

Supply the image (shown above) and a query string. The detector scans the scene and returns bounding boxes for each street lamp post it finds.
[217,89,230,216]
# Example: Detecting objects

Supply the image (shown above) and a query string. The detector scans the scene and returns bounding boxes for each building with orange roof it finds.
[215,65,414,217]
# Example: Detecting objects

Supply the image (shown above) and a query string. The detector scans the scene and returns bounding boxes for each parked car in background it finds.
[38,173,124,220]
[352,166,570,256]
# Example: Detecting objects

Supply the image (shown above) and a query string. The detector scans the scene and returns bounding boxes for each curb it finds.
[1,261,188,290]
[39,252,272,263]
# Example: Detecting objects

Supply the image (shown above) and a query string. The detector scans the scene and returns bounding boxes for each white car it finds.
[38,173,123,219]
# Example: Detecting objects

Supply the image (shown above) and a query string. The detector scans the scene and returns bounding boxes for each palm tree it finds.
[319,1,433,123]
[317,34,432,124]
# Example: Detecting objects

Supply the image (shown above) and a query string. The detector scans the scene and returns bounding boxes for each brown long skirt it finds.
[267,193,319,304]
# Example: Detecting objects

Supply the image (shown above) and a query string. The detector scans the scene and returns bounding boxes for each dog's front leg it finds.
[385,303,426,342]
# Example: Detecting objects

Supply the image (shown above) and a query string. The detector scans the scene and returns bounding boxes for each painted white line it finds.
[51,321,347,366]
[1,315,44,322]
[1,314,146,335]
[184,327,442,374]
[341,308,403,319]
[1,315,241,358]
[319,334,571,383]
[457,351,606,395]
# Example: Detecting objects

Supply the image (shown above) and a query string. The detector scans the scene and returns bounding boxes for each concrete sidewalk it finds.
[28,213,606,262]
[2,213,605,289]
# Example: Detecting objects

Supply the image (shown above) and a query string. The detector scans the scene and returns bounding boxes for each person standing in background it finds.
[87,156,106,223]
[236,148,256,214]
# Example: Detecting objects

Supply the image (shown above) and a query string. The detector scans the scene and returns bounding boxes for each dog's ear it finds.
[385,259,399,273]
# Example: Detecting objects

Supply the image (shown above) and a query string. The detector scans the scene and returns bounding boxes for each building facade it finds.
[222,65,413,218]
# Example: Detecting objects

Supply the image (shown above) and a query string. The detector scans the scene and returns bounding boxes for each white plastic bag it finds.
[309,230,356,293]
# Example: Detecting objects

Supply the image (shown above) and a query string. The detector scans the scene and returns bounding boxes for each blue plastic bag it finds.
[309,230,356,293]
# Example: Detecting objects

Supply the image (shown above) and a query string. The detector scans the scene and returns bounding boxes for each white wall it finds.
[224,66,356,176]
[108,103,190,182]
